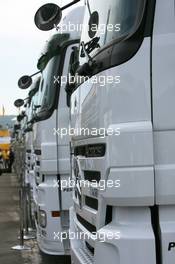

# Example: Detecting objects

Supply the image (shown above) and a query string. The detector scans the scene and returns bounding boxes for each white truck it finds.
[21,4,85,255]
[14,78,40,233]
[12,103,27,178]
[24,78,40,188]
[67,0,175,263]
[24,78,41,231]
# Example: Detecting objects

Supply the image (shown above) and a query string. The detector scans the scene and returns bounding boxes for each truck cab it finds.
[31,6,85,255]
[70,0,175,263]
[24,78,40,190]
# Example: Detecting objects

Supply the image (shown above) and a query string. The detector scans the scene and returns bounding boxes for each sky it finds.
[0,0,79,115]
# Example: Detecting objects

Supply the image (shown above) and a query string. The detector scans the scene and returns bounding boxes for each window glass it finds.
[39,55,60,113]
[80,0,145,61]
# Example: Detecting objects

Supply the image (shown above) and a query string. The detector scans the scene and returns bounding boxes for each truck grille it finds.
[74,144,106,157]
[76,214,96,233]
[85,196,98,210]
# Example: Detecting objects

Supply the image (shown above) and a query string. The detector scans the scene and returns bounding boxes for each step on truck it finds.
[67,0,175,263]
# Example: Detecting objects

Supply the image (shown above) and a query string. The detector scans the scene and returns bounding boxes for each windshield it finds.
[38,55,60,114]
[28,92,39,122]
[80,0,146,60]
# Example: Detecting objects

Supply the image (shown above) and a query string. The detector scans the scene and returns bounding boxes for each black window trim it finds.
[35,39,80,123]
[75,0,156,86]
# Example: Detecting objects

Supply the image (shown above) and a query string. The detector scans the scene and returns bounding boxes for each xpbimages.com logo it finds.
[54,22,121,35]
[54,73,121,87]
[53,178,121,191]
[53,127,121,139]
[54,230,121,243]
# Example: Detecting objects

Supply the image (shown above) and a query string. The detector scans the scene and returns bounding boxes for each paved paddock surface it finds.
[0,173,71,264]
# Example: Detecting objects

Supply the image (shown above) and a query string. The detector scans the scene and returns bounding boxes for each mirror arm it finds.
[30,70,41,78]
[61,0,80,11]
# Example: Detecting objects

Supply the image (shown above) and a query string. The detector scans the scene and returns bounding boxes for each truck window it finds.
[38,55,60,115]
[80,0,146,58]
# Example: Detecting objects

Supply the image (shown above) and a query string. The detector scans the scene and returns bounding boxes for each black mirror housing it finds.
[18,75,32,89]
[34,3,62,31]
[14,99,24,108]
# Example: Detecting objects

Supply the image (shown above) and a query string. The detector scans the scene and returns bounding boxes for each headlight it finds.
[38,210,47,228]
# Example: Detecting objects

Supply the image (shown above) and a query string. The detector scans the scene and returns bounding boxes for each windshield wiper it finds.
[86,0,92,16]
[80,37,100,60]
[77,37,101,77]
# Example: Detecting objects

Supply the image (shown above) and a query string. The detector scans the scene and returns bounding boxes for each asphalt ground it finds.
[0,173,71,264]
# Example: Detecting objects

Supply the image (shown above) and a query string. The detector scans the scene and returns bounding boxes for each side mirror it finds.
[14,99,24,108]
[88,11,99,38]
[14,124,21,131]
[18,75,32,89]
[34,3,62,31]
[17,114,25,122]
[34,1,80,31]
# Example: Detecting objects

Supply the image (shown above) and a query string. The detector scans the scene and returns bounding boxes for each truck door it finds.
[152,0,175,263]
